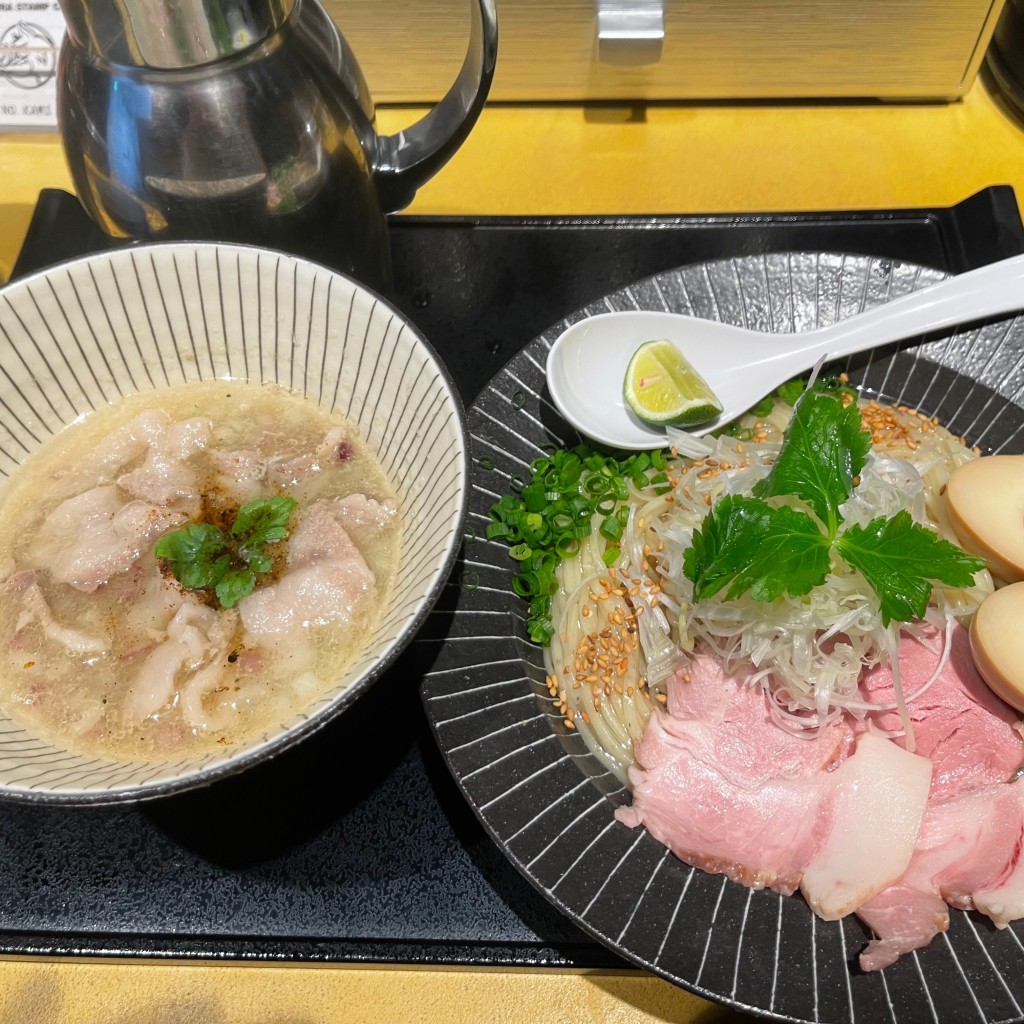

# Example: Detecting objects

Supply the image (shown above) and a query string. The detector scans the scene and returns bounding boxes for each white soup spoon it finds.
[546,253,1024,450]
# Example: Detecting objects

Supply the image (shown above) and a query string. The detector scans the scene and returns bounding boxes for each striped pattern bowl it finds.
[0,242,467,803]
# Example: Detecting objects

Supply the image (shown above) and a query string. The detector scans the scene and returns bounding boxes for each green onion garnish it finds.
[487,444,671,645]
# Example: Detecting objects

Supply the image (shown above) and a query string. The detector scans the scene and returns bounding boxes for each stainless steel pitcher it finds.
[55,0,498,292]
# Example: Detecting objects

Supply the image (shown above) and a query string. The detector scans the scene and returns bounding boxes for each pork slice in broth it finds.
[55,420,147,493]
[122,558,192,637]
[30,486,188,592]
[0,380,401,761]
[330,493,398,534]
[239,498,376,641]
[123,602,237,725]
[7,570,105,654]
[208,448,267,505]
[117,411,212,505]
[266,427,350,488]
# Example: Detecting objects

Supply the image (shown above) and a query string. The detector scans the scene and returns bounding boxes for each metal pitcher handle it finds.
[372,0,498,212]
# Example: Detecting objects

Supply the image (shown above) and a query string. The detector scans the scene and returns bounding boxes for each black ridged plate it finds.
[421,252,1024,1024]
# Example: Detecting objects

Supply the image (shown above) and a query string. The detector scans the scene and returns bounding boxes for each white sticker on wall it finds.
[0,1,65,129]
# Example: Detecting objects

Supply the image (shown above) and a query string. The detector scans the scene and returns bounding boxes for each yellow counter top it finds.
[2,71,1024,1024]
[4,68,1024,278]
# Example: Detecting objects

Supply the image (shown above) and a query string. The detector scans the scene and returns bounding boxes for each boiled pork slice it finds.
[239,497,376,641]
[330,493,397,534]
[617,651,932,907]
[116,410,211,505]
[266,428,350,488]
[208,448,267,506]
[6,570,106,654]
[122,602,236,724]
[30,485,188,592]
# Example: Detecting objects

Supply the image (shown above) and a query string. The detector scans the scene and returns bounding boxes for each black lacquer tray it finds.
[1,186,1021,971]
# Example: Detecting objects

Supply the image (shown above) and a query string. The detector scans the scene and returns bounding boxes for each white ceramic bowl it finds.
[0,242,467,803]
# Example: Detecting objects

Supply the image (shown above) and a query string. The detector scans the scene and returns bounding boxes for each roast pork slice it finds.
[856,783,1024,970]
[855,883,950,973]
[619,626,1024,973]
[800,733,931,920]
[620,647,931,919]
[853,624,1024,970]
[967,786,1024,926]
[619,652,853,896]
[861,625,1023,798]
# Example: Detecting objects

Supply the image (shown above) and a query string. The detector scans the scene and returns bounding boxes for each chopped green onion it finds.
[776,379,806,407]
[600,515,623,542]
[556,535,580,557]
[487,442,680,644]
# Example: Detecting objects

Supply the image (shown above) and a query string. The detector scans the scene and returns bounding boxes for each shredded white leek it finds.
[543,397,993,780]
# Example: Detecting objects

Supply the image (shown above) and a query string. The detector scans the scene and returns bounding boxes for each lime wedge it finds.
[623,339,723,427]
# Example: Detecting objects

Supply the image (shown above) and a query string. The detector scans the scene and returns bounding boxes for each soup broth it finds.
[0,381,401,761]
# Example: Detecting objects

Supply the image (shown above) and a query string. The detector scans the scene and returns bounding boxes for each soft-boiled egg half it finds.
[947,454,1024,711]
[945,454,1024,584]
[970,582,1024,713]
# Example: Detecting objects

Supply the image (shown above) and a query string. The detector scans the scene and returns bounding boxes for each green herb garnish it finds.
[487,445,670,644]
[155,495,297,608]
[685,389,986,625]
[715,373,858,438]
[752,388,871,535]
[835,510,983,624]
[683,495,832,603]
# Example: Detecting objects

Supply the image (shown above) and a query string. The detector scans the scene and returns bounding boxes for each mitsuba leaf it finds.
[215,568,258,609]
[153,523,228,590]
[232,495,298,548]
[246,552,273,575]
[155,496,297,608]
[753,391,871,537]
[683,495,832,603]
[836,510,986,626]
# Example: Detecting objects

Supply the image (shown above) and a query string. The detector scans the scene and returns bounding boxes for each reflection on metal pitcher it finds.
[55,0,498,293]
